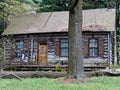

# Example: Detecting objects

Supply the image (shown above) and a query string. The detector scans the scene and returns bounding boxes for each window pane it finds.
[90,39,97,43]
[16,40,23,57]
[60,39,68,57]
[16,41,23,49]
[61,49,68,56]
[61,43,68,48]
[89,48,98,56]
[89,38,98,57]
[89,43,97,47]
[61,39,68,43]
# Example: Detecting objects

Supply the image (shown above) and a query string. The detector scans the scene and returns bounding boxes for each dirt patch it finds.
[57,77,88,84]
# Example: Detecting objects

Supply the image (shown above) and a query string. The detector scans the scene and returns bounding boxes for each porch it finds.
[4,60,107,72]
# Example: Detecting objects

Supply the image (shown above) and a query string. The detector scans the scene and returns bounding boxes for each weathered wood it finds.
[95,69,120,76]
[4,32,111,66]
[0,71,97,78]
[0,71,67,78]
[4,64,106,71]
[0,72,22,80]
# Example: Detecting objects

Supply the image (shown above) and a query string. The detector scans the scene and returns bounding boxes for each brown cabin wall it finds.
[3,33,68,63]
[3,32,112,66]
[83,33,108,59]
[82,32,112,65]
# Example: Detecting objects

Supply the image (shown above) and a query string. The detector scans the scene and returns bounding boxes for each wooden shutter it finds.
[99,37,104,57]
[55,40,60,56]
[83,38,88,58]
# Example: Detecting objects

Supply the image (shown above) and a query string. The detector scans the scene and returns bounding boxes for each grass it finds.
[0,76,120,90]
[111,65,120,69]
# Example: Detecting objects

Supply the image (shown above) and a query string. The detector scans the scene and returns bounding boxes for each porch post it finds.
[114,5,117,65]
[3,39,5,61]
[31,37,33,61]
[114,30,117,65]
[108,32,112,66]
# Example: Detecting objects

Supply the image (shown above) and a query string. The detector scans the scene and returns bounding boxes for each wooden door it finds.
[38,42,47,64]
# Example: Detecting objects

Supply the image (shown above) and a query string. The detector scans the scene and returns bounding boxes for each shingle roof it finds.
[2,8,115,35]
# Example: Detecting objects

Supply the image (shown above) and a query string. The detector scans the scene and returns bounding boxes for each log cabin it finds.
[2,8,115,68]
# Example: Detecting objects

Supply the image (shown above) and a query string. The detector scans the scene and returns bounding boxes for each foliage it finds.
[55,64,65,72]
[116,9,120,17]
[116,28,120,38]
[17,0,36,5]
[36,0,69,12]
[83,0,106,10]
[0,0,35,34]
[83,1,95,10]
[35,0,118,12]
[116,1,120,60]
[0,77,120,90]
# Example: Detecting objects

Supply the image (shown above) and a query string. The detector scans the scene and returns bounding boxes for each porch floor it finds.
[5,64,107,71]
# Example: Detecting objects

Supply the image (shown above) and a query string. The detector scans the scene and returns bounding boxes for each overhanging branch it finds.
[69,0,79,13]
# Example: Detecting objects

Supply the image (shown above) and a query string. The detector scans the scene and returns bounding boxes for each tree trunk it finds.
[68,0,85,80]
[116,1,120,65]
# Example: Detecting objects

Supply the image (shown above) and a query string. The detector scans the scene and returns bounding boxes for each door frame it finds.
[37,41,48,64]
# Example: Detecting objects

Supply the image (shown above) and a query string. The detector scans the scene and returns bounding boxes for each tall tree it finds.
[68,0,85,80]
[35,0,69,12]
[0,0,34,34]
[115,0,120,64]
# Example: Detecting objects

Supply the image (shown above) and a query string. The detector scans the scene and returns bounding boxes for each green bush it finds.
[55,64,65,72]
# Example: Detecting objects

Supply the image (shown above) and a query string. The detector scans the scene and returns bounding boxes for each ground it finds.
[0,76,120,90]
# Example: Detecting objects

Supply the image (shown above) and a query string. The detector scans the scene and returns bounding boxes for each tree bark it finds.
[68,0,85,80]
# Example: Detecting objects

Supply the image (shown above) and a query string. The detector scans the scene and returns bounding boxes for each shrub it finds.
[55,64,65,72]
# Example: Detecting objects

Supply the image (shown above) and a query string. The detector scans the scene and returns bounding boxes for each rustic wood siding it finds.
[4,39,11,61]
[99,37,104,57]
[83,33,109,59]
[103,35,109,60]
[83,36,89,57]
[55,39,59,56]
[47,40,55,61]
[3,32,112,66]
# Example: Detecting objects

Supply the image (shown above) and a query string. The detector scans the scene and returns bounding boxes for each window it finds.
[89,38,98,57]
[60,39,68,57]
[16,40,23,57]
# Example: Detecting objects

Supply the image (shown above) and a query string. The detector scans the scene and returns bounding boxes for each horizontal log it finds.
[0,71,67,78]
[95,69,120,76]
[0,71,96,78]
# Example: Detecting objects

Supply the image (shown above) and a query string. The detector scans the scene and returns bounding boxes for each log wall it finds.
[3,32,112,66]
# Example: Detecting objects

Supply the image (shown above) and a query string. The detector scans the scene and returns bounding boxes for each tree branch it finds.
[70,0,79,13]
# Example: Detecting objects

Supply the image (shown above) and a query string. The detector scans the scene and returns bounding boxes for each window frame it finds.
[88,38,99,57]
[15,40,24,57]
[59,38,68,57]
